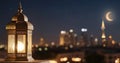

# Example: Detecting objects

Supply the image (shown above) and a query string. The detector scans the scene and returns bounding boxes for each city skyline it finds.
[0,0,120,44]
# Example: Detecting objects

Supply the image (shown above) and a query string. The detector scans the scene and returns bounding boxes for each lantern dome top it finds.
[11,2,28,22]
[6,2,34,30]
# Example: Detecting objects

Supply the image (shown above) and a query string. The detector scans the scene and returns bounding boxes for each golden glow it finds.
[45,44,49,47]
[101,20,105,30]
[66,61,70,63]
[72,57,81,62]
[115,58,120,63]
[60,37,64,46]
[8,35,15,53]
[69,29,73,32]
[101,20,106,44]
[109,35,112,39]
[102,33,106,38]
[49,60,57,63]
[17,41,25,53]
[0,45,5,48]
[27,32,32,55]
[35,45,38,47]
[112,40,116,45]
[6,25,16,29]
[27,56,34,61]
[61,31,66,34]
[41,60,57,63]
[95,38,98,43]
[105,11,113,22]
[40,38,44,41]
[60,57,68,62]
[17,35,26,53]
[60,31,66,46]
[6,2,34,61]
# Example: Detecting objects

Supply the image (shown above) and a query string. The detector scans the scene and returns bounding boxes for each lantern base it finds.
[5,54,16,61]
[6,57,28,61]
[6,53,34,61]
[16,57,28,61]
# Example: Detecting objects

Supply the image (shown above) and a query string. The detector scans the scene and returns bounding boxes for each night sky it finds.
[0,0,120,44]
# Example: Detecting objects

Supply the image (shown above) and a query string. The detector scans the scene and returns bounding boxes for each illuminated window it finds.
[60,57,68,62]
[8,35,15,53]
[17,35,26,53]
[72,57,81,62]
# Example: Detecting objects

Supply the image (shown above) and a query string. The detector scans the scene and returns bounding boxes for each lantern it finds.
[6,2,34,61]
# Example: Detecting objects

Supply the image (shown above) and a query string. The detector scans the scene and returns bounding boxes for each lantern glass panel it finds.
[17,35,26,53]
[8,35,15,53]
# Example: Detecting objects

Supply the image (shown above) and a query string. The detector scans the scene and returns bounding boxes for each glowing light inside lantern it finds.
[17,41,25,53]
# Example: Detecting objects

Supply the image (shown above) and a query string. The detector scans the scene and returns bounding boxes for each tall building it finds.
[79,28,89,47]
[68,29,77,45]
[6,2,34,61]
[90,35,99,46]
[59,29,78,46]
[59,30,67,46]
[107,35,116,47]
[101,20,106,47]
[39,37,45,46]
[90,35,95,46]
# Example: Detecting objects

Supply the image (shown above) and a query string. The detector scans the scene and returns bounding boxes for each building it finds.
[101,20,106,47]
[39,37,45,46]
[79,28,89,47]
[59,29,78,46]
[59,30,67,46]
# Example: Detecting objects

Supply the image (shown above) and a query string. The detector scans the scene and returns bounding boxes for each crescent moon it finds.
[105,11,113,22]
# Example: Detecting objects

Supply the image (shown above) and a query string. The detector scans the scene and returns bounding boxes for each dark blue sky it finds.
[0,0,120,44]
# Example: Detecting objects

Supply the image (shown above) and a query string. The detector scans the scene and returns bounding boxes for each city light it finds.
[45,44,49,47]
[51,42,55,46]
[60,57,68,62]
[35,44,39,48]
[0,44,5,49]
[81,28,87,32]
[17,41,25,53]
[109,35,112,39]
[94,38,98,43]
[115,58,120,63]
[76,42,80,46]
[38,48,42,51]
[112,40,116,45]
[72,57,81,62]
[66,61,70,63]
[61,30,66,34]
[69,45,73,48]
[41,60,57,63]
[65,47,68,50]
[44,47,48,51]
[69,29,74,33]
